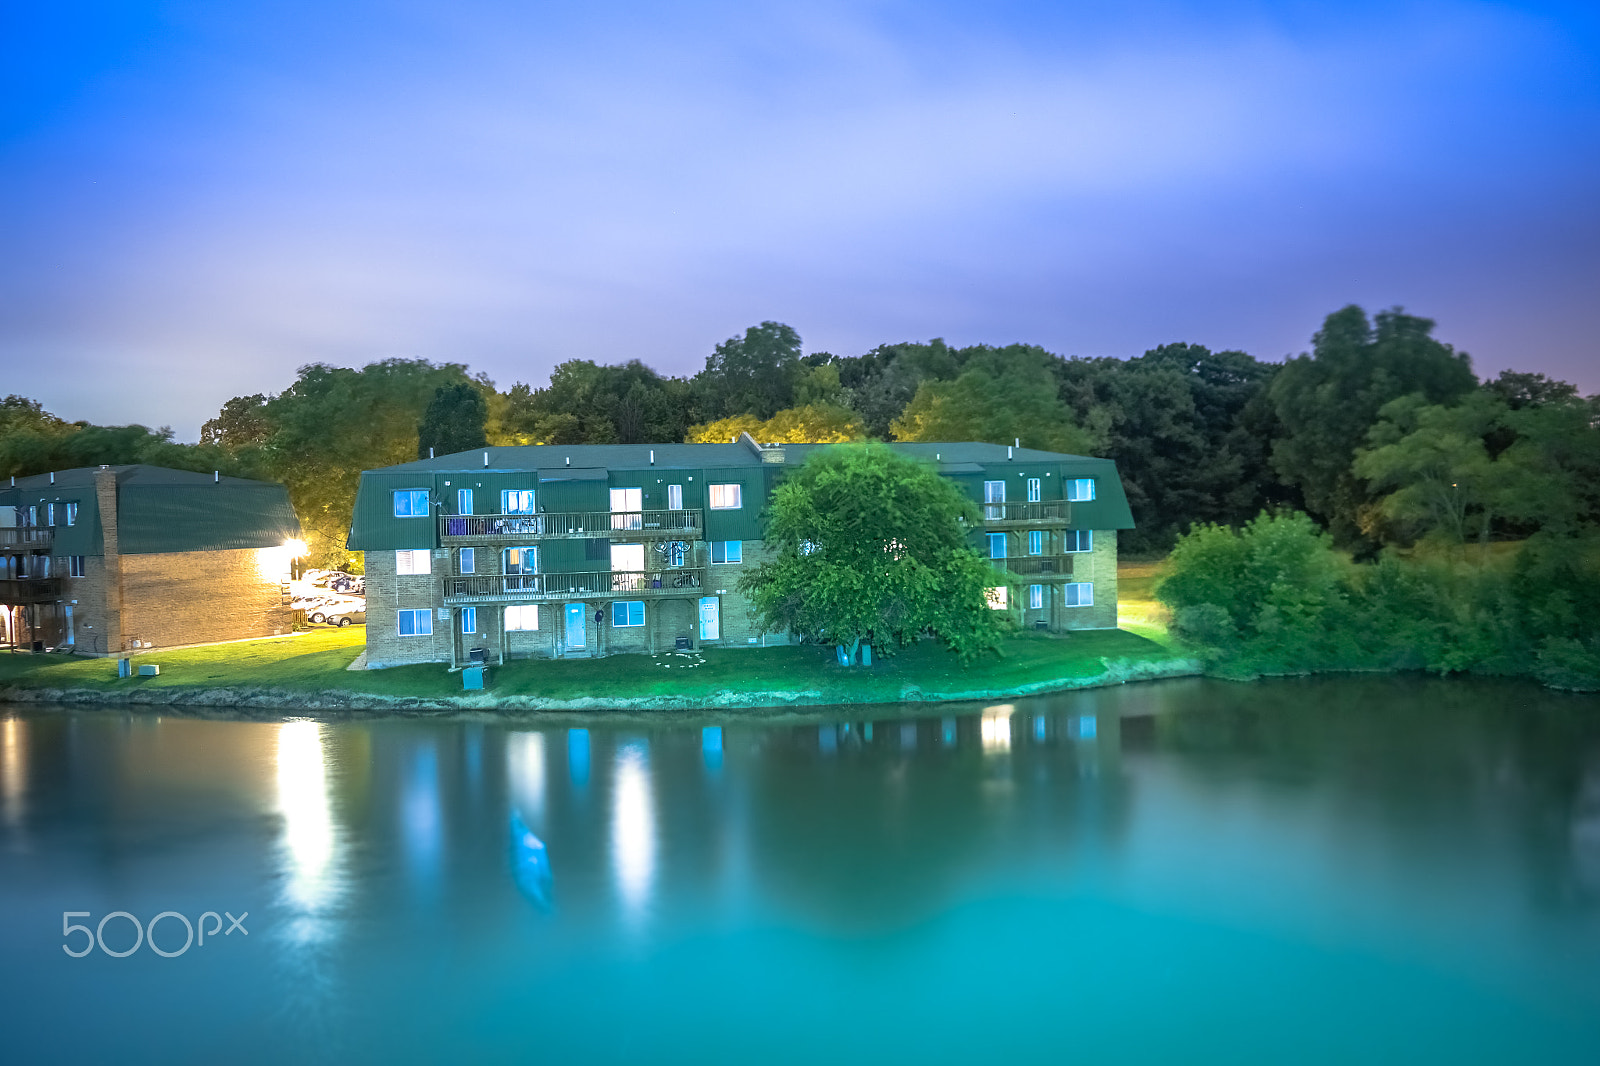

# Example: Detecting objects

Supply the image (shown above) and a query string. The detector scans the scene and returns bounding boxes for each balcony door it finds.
[984,480,1005,520]
[610,487,643,530]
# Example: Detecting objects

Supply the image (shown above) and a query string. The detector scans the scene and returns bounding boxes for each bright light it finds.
[2,718,24,827]
[611,743,655,919]
[283,538,309,558]
[507,732,546,824]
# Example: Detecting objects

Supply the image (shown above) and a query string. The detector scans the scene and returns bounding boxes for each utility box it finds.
[462,666,484,690]
[138,664,160,677]
[116,658,132,679]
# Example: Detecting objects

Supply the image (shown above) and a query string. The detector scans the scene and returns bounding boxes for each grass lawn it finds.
[0,622,1186,707]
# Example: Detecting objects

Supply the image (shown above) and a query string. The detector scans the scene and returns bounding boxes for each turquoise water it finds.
[2,677,1599,1063]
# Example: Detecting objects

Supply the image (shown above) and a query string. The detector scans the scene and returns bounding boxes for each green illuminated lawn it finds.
[0,619,1189,709]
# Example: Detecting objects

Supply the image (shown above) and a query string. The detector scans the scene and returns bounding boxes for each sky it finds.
[3,0,1598,439]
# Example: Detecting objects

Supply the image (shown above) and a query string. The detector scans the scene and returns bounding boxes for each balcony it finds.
[442,568,707,605]
[0,577,63,602]
[438,510,703,544]
[996,554,1078,580]
[980,502,1072,528]
[0,528,54,551]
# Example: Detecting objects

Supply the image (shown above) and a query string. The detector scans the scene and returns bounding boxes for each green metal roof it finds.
[1,465,301,555]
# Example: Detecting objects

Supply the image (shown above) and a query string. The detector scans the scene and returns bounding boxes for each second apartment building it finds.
[347,437,1134,668]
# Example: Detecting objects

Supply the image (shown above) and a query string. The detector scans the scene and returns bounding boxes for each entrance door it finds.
[698,596,720,642]
[610,487,643,530]
[564,603,586,649]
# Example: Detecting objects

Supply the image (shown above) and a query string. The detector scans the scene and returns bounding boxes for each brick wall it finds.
[113,548,294,650]
[363,549,452,668]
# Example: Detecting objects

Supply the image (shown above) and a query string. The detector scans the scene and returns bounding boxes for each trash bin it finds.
[675,636,691,651]
[463,666,485,691]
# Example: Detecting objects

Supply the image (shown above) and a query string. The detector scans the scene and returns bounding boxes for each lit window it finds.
[459,548,475,574]
[1029,584,1044,610]
[985,586,1009,610]
[610,487,643,530]
[711,540,742,564]
[457,488,473,515]
[504,605,540,631]
[1028,530,1043,555]
[395,549,431,575]
[65,502,78,526]
[988,533,1006,559]
[1027,478,1041,503]
[1065,529,1092,553]
[397,609,433,636]
[611,601,645,627]
[1067,478,1095,502]
[708,483,742,509]
[667,484,684,510]
[393,489,429,517]
[460,607,477,634]
[46,503,55,526]
[502,489,535,514]
[1063,582,1093,607]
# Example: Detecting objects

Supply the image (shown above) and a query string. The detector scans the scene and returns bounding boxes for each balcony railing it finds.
[980,502,1072,526]
[438,510,703,543]
[0,528,54,550]
[442,568,707,605]
[0,577,63,602]
[995,554,1078,579]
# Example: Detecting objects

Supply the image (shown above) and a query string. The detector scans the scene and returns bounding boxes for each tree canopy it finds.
[739,442,1009,663]
[417,382,489,459]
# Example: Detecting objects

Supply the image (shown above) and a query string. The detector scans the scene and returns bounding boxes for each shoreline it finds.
[0,655,1204,719]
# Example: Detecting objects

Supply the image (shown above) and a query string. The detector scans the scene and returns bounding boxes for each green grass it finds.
[1117,557,1177,647]
[0,623,1185,706]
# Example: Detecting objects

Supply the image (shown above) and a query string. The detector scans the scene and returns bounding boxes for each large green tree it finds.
[695,321,804,420]
[500,359,692,444]
[417,382,489,459]
[739,442,1009,664]
[259,358,479,567]
[891,346,1098,455]
[1269,305,1478,544]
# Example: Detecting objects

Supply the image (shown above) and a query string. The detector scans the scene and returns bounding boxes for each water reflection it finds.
[2,716,23,828]
[981,704,1014,751]
[611,741,655,919]
[509,810,553,909]
[403,745,441,892]
[568,728,590,789]
[507,731,546,825]
[276,720,339,920]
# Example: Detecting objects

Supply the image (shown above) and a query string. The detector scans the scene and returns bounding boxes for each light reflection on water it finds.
[3,677,1600,1064]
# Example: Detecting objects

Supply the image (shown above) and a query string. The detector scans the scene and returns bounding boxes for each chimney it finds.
[95,467,126,656]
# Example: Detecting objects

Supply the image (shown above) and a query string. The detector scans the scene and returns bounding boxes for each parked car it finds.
[323,601,367,627]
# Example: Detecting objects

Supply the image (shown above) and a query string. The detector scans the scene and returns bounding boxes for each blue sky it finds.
[3,0,1597,437]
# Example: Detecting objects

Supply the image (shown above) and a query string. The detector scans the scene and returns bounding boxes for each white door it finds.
[984,480,1005,519]
[610,487,642,530]
[564,603,586,648]
[698,596,720,641]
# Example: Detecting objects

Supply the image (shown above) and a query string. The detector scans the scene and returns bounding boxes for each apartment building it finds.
[347,436,1135,668]
[0,465,303,654]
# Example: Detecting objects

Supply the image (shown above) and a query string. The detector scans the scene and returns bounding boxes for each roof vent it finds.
[650,449,655,465]
[483,450,489,468]
[429,447,435,459]
[214,470,219,483]
[1007,445,1014,460]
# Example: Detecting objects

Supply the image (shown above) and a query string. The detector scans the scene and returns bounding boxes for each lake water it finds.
[3,677,1599,1064]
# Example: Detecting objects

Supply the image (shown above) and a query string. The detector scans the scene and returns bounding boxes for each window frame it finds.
[667,484,684,510]
[985,586,1009,610]
[460,606,478,635]
[393,489,430,517]
[65,502,78,526]
[1066,478,1096,502]
[1028,530,1043,556]
[1065,529,1093,553]
[710,540,743,564]
[459,547,475,574]
[1029,584,1044,610]
[457,488,473,515]
[708,483,742,510]
[611,600,646,628]
[395,549,432,575]
[1027,478,1041,503]
[501,489,536,514]
[988,533,1007,560]
[397,608,434,636]
[1064,581,1094,607]
[69,555,86,578]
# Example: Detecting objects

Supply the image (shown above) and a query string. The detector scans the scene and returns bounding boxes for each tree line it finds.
[3,305,1595,570]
